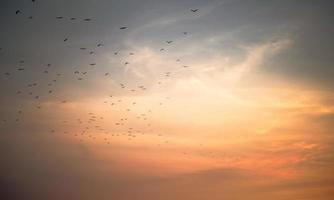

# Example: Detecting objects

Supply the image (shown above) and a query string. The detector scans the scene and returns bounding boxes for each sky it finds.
[1,0,334,199]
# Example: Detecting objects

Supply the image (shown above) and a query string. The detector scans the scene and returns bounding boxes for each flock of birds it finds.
[1,1,228,159]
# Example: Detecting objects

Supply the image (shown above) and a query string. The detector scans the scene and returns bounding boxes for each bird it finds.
[191,9,198,12]
[83,18,92,21]
[63,38,68,42]
[70,17,76,20]
[120,27,128,30]
[15,10,21,15]
[166,41,173,44]
[97,43,103,47]
[56,16,63,19]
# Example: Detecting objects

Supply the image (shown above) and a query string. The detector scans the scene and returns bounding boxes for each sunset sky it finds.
[1,0,334,200]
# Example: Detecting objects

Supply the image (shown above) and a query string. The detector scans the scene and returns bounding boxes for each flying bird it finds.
[15,10,21,15]
[120,27,128,30]
[191,9,198,12]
